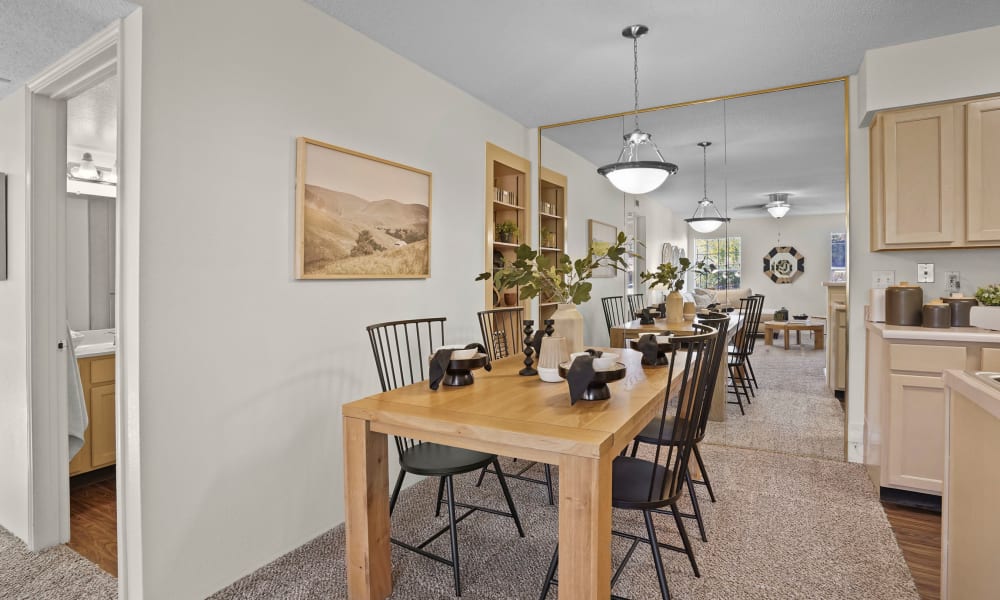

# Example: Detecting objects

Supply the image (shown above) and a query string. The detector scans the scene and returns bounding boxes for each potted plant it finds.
[496,221,518,244]
[477,233,632,352]
[971,283,1000,330]
[540,226,552,248]
[640,258,716,324]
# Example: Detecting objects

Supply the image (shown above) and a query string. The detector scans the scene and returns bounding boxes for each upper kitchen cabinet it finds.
[870,96,1000,251]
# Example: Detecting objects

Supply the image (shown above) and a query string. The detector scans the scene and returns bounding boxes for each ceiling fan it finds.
[735,192,792,218]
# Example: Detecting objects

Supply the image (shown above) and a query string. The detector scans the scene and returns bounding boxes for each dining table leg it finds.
[344,416,392,600]
[559,453,612,599]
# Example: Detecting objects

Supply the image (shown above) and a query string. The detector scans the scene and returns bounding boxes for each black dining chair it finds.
[739,293,766,391]
[539,327,718,600]
[629,314,729,542]
[475,307,555,505]
[627,292,647,316]
[366,317,525,597]
[727,296,761,413]
[602,295,630,338]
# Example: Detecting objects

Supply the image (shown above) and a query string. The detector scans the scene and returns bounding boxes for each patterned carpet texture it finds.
[0,526,116,599]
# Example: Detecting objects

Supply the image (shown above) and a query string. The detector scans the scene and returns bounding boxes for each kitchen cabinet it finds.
[869,95,1000,250]
[864,324,1000,495]
[69,355,116,476]
[824,282,847,393]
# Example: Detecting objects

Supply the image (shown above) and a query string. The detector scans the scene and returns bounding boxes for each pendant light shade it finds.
[598,25,677,195]
[685,142,729,233]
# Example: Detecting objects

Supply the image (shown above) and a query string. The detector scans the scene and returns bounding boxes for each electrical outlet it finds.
[917,263,934,283]
[872,270,895,288]
[945,271,961,294]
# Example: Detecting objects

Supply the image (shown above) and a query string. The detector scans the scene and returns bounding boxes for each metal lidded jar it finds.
[885,283,923,326]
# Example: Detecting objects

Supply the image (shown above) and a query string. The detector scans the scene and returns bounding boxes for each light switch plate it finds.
[872,270,895,288]
[917,263,934,283]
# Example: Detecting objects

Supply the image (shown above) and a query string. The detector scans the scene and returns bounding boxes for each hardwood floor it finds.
[68,466,118,577]
[882,502,941,600]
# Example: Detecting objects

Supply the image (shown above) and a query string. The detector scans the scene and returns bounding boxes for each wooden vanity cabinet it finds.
[69,355,116,476]
[870,95,1000,250]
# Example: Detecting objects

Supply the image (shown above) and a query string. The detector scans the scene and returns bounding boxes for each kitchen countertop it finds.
[944,370,1000,420]
[867,321,1000,344]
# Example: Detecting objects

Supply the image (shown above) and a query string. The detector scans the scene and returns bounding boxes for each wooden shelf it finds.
[539,212,562,219]
[493,200,526,211]
[493,241,521,249]
[540,246,561,252]
[540,302,558,307]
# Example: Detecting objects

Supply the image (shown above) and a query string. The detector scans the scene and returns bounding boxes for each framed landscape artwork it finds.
[588,219,617,278]
[295,138,432,279]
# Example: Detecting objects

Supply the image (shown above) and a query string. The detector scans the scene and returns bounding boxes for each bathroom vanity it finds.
[69,330,117,476]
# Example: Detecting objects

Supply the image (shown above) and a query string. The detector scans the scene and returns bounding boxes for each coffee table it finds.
[763,320,825,350]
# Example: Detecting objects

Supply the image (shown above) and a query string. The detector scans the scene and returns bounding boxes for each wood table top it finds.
[342,347,681,460]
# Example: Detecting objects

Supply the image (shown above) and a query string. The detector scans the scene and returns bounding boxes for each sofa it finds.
[691,287,778,335]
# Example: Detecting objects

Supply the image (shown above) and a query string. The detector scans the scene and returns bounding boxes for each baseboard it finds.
[880,487,941,513]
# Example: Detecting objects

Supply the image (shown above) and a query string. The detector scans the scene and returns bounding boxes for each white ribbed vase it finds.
[666,291,685,324]
[550,303,585,354]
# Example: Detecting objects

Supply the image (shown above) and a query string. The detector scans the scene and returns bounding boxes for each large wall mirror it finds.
[540,78,847,348]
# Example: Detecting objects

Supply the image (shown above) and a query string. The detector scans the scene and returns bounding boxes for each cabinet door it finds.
[881,105,960,246]
[90,383,116,468]
[886,374,945,493]
[966,98,1000,243]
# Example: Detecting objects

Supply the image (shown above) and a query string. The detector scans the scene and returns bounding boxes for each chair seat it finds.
[633,416,695,446]
[612,456,675,510]
[399,442,496,476]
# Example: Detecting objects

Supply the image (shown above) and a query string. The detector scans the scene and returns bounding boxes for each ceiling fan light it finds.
[767,204,790,218]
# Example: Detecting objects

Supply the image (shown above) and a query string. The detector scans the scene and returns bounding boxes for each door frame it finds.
[25,11,143,598]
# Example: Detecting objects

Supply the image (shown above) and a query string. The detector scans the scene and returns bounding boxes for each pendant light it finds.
[685,142,730,233]
[597,25,677,195]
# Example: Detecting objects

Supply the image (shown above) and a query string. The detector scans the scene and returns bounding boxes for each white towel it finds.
[67,324,88,460]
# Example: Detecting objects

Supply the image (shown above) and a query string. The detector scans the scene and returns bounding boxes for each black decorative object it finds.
[559,360,626,402]
[629,333,671,367]
[638,307,655,325]
[429,343,492,389]
[655,303,666,318]
[520,320,538,376]
[543,319,554,337]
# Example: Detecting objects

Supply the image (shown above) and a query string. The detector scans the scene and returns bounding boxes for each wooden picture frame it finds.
[588,219,617,278]
[295,137,432,279]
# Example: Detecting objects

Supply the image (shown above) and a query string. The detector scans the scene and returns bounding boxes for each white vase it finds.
[550,303,585,354]
[970,305,1000,331]
[666,291,685,324]
[537,335,569,382]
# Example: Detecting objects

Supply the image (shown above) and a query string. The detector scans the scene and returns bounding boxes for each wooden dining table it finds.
[342,346,687,599]
[610,313,744,422]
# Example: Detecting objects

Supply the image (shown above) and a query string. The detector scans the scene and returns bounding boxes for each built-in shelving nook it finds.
[538,167,567,322]
[485,143,532,311]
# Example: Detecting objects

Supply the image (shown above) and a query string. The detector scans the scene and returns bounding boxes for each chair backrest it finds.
[642,327,717,506]
[366,317,447,460]
[601,296,630,336]
[477,307,524,360]
[692,313,730,438]
[745,294,765,352]
[366,317,447,393]
[627,293,647,316]
[732,296,759,357]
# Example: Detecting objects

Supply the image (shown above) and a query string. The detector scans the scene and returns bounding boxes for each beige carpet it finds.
[212,446,918,599]
[0,525,116,599]
[704,343,844,461]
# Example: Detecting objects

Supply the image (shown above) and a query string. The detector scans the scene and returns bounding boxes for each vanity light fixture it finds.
[67,152,116,186]
[765,193,791,219]
[597,25,677,195]
[685,141,730,233]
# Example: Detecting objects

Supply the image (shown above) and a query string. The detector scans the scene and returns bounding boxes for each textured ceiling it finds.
[67,75,117,156]
[0,0,135,98]
[306,0,1000,127]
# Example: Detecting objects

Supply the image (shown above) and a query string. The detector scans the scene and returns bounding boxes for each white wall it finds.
[858,24,1000,124]
[131,0,530,597]
[636,195,689,306]
[0,88,31,541]
[693,214,846,317]
[65,196,90,330]
[848,33,1000,461]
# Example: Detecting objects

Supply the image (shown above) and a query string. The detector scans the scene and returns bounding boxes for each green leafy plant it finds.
[975,283,1000,306]
[639,258,716,293]
[495,221,518,242]
[477,232,633,305]
[540,226,551,246]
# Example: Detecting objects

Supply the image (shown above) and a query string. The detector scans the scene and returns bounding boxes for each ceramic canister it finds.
[885,283,923,326]
[941,297,979,327]
[922,304,951,328]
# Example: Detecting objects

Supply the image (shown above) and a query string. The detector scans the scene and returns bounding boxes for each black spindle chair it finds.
[627,292,647,317]
[602,295,631,338]
[726,296,761,413]
[740,294,766,391]
[474,307,555,504]
[366,317,525,597]
[539,327,718,600]
[630,314,729,542]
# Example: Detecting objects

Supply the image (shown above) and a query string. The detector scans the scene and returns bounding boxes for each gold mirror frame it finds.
[537,76,851,459]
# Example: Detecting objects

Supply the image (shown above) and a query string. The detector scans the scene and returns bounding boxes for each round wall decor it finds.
[763,246,804,284]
